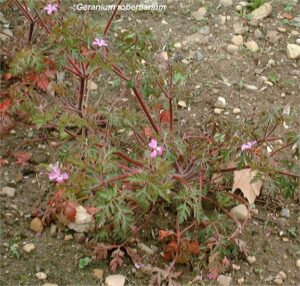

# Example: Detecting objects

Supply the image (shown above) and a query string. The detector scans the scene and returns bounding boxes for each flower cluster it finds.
[92,38,108,48]
[241,141,257,151]
[48,163,69,183]
[149,139,164,158]
[44,3,59,15]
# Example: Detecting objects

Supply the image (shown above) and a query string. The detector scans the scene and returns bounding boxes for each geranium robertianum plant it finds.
[3,0,300,283]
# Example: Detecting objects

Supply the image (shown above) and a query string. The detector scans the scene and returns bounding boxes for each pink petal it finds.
[48,172,58,180]
[150,150,157,158]
[156,146,163,155]
[149,139,157,149]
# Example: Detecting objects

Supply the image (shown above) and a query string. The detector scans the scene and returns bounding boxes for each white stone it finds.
[0,187,16,197]
[276,271,287,280]
[273,278,283,285]
[232,264,241,270]
[296,259,300,268]
[233,22,246,35]
[192,7,207,21]
[36,272,47,280]
[246,256,256,264]
[251,3,273,21]
[214,108,224,114]
[233,108,241,114]
[88,81,97,90]
[174,42,182,49]
[244,84,258,91]
[105,275,126,286]
[23,243,35,253]
[227,44,239,54]
[178,100,187,108]
[215,96,227,108]
[230,204,249,220]
[68,205,94,233]
[0,29,13,41]
[220,0,233,8]
[286,44,300,59]
[245,40,259,52]
[254,29,263,39]
[217,275,232,286]
[231,35,243,47]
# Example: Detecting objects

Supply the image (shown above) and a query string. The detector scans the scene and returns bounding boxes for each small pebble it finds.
[280,208,290,218]
[227,44,239,54]
[174,42,182,49]
[64,234,73,241]
[273,278,283,285]
[36,272,47,280]
[296,259,300,268]
[178,100,187,108]
[233,107,241,114]
[0,187,16,198]
[246,256,256,264]
[22,243,35,253]
[232,264,241,270]
[30,218,44,233]
[214,108,224,114]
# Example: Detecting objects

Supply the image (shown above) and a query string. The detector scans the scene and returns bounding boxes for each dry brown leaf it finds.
[232,169,262,204]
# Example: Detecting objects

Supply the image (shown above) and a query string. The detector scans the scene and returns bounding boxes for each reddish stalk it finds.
[104,0,123,35]
[114,151,144,167]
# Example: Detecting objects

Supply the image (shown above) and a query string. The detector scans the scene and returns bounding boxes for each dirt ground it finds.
[1,0,300,285]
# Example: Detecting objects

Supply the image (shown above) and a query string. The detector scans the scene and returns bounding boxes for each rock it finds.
[50,224,57,236]
[245,40,259,52]
[105,275,126,286]
[251,3,273,21]
[30,218,44,233]
[231,35,243,47]
[88,81,97,90]
[178,100,187,108]
[246,256,256,264]
[217,275,232,286]
[0,29,13,41]
[36,272,47,280]
[184,31,210,46]
[273,278,283,285]
[137,243,155,255]
[218,15,227,25]
[199,25,210,35]
[227,44,239,54]
[233,22,247,35]
[215,97,227,108]
[232,264,241,270]
[280,208,290,218]
[266,31,280,43]
[233,108,241,114]
[296,38,300,45]
[174,42,182,49]
[220,0,233,8]
[244,84,258,91]
[276,271,287,280]
[237,277,245,284]
[74,232,85,243]
[254,29,263,39]
[22,243,35,253]
[0,187,16,198]
[192,7,207,21]
[68,205,94,233]
[296,259,300,268]
[41,284,58,286]
[230,204,248,220]
[286,44,300,59]
[64,234,73,241]
[92,268,104,280]
[214,108,224,114]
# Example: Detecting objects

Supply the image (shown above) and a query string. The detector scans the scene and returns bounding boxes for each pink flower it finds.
[241,141,257,151]
[48,163,69,183]
[149,139,163,158]
[44,3,59,15]
[92,38,108,48]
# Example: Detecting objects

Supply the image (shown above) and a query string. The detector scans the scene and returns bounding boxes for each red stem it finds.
[114,151,144,167]
[104,0,123,35]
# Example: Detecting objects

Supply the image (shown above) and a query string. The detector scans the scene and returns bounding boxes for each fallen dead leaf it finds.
[232,168,262,204]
